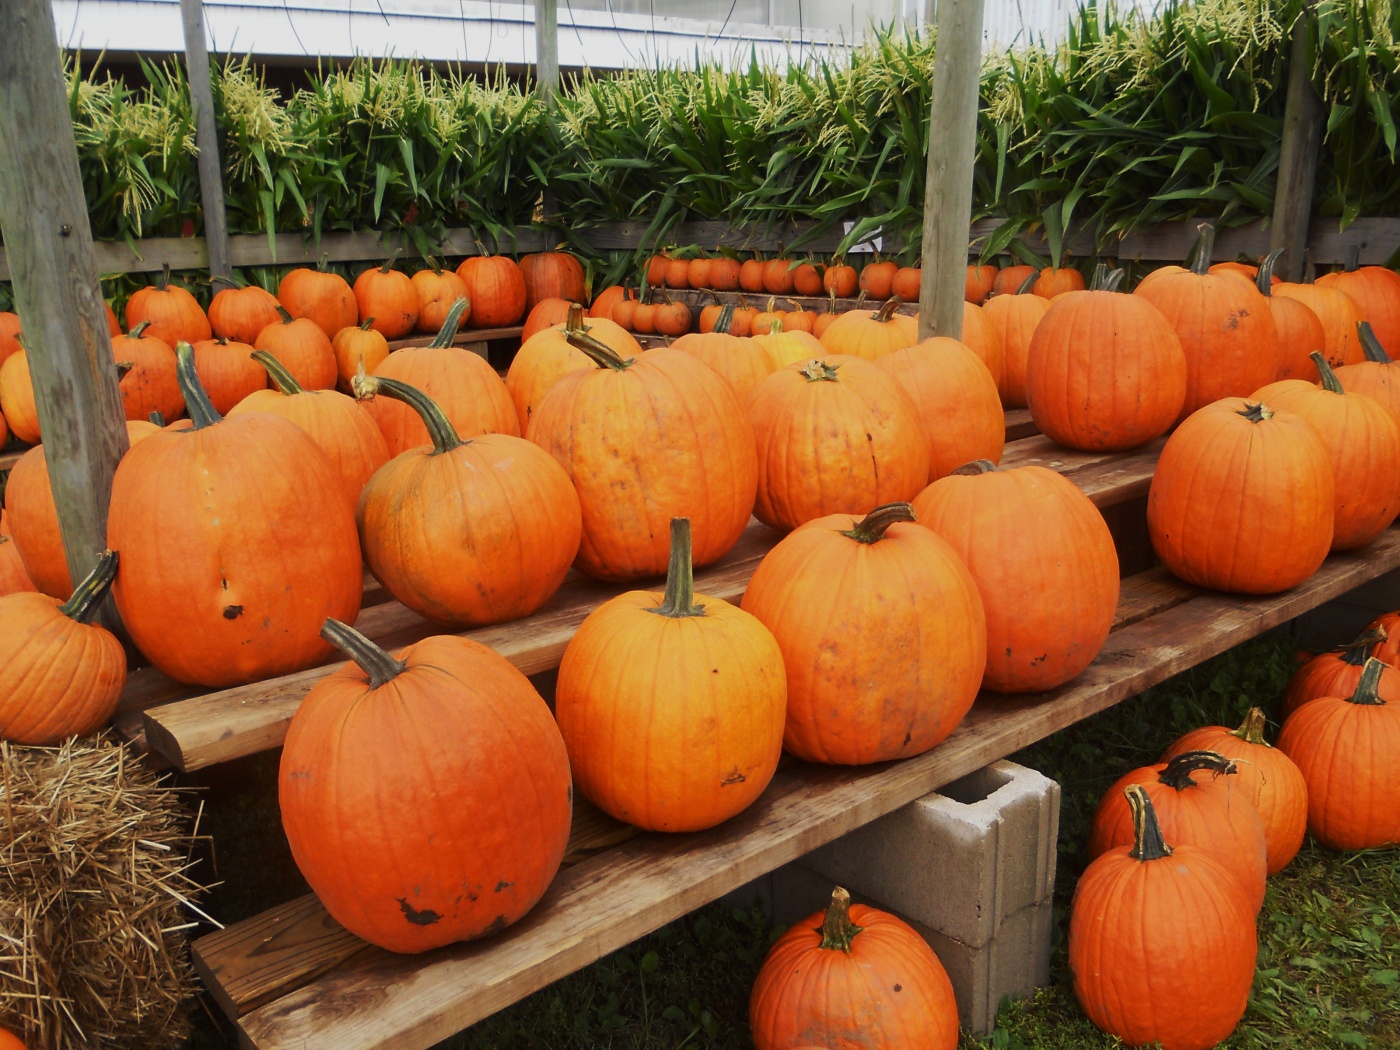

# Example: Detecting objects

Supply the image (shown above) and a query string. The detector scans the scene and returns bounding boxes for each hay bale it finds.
[0,736,209,1049]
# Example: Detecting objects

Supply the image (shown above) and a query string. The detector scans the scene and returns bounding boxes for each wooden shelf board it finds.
[385,327,523,351]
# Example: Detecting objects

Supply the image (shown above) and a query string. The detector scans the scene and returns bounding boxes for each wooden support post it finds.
[535,0,559,219]
[181,0,232,280]
[1270,4,1323,282]
[919,0,986,341]
[0,0,129,590]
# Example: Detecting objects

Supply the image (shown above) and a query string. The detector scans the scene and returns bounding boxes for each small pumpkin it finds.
[521,296,576,342]
[646,254,670,288]
[1334,321,1400,424]
[750,298,786,337]
[687,257,713,290]
[353,254,419,338]
[456,255,527,328]
[817,298,919,360]
[518,250,587,311]
[254,306,339,391]
[1368,610,1400,666]
[890,265,922,302]
[739,257,767,294]
[1282,627,1400,718]
[208,278,281,344]
[1254,250,1325,381]
[859,259,897,299]
[1315,247,1400,351]
[824,260,858,298]
[111,321,184,423]
[793,262,825,297]
[992,263,1036,297]
[589,284,627,320]
[124,264,211,347]
[664,256,690,291]
[653,294,692,337]
[709,257,742,292]
[755,319,825,370]
[506,302,642,432]
[277,257,358,339]
[671,304,776,408]
[762,258,796,296]
[1032,265,1085,298]
[190,336,266,415]
[0,345,40,444]
[410,261,471,333]
[964,264,997,305]
[330,320,390,394]
[982,270,1047,405]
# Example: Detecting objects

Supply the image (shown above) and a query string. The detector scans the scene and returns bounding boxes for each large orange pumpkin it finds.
[749,357,929,532]
[527,330,757,581]
[1273,280,1363,368]
[280,619,572,953]
[817,299,919,360]
[190,336,265,415]
[982,271,1048,404]
[1162,707,1308,873]
[749,887,959,1050]
[520,297,576,343]
[1254,250,1325,381]
[107,345,362,687]
[208,279,281,345]
[740,503,986,764]
[1147,398,1334,593]
[519,250,587,311]
[671,305,776,408]
[456,255,527,328]
[253,307,338,391]
[277,259,358,339]
[330,320,390,394]
[0,551,125,745]
[111,321,184,423]
[1069,786,1256,1050]
[557,517,785,832]
[506,302,642,432]
[1335,321,1400,424]
[1278,657,1400,850]
[354,373,580,627]
[1282,627,1400,718]
[410,262,471,334]
[124,265,211,347]
[914,461,1119,693]
[352,255,419,339]
[1315,252,1400,351]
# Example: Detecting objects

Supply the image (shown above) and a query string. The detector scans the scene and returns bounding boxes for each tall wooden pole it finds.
[181,0,232,280]
[1270,4,1323,282]
[535,0,559,219]
[0,0,129,589]
[918,0,986,340]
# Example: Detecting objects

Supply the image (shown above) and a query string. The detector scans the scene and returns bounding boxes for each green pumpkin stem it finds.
[564,302,587,333]
[650,518,706,618]
[275,305,295,325]
[1016,271,1038,295]
[1348,658,1389,706]
[799,360,841,384]
[1257,248,1285,296]
[1126,785,1173,862]
[155,263,172,292]
[321,618,407,690]
[713,303,736,335]
[175,342,222,429]
[1238,401,1273,424]
[129,319,153,339]
[841,502,917,544]
[359,318,375,332]
[1090,265,1125,293]
[1189,223,1217,275]
[58,550,119,624]
[251,350,305,396]
[428,298,470,349]
[353,374,461,455]
[1335,626,1387,666]
[1344,244,1361,273]
[874,297,903,322]
[316,252,332,273]
[1157,749,1236,790]
[379,248,402,274]
[148,410,165,426]
[1230,707,1271,746]
[769,317,786,335]
[566,326,633,371]
[1309,351,1345,394]
[1358,321,1393,364]
[818,887,864,953]
[950,459,998,476]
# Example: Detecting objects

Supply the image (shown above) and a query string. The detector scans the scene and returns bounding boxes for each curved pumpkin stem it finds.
[841,502,917,544]
[275,305,295,326]
[818,887,863,953]
[950,459,998,476]
[321,618,407,690]
[1358,321,1394,364]
[154,263,172,292]
[251,350,306,396]
[316,252,332,273]
[1090,265,1125,293]
[58,550,119,625]
[563,302,590,338]
[175,342,222,429]
[1347,657,1388,706]
[1126,785,1173,862]
[1333,626,1388,665]
[566,325,633,372]
[210,273,242,289]
[1157,749,1236,790]
[428,298,470,349]
[799,360,840,384]
[354,374,461,455]
[379,247,403,274]
[129,319,153,339]
[874,298,903,322]
[1309,351,1345,394]
[148,410,166,426]
[649,518,706,619]
[359,317,376,332]
[1229,707,1271,747]
[713,303,736,335]
[1343,243,1361,274]
[1237,401,1273,424]
[1189,223,1217,275]
[1016,271,1038,295]
[1256,248,1285,296]
[768,317,786,335]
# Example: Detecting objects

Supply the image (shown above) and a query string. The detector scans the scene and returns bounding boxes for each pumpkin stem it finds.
[275,305,295,325]
[251,350,306,396]
[316,252,331,273]
[1257,248,1285,295]
[58,550,119,624]
[1126,785,1173,862]
[1230,707,1271,746]
[649,518,706,618]
[210,273,246,289]
[379,248,402,274]
[1358,321,1393,364]
[1336,626,1387,665]
[841,502,917,544]
[1347,658,1389,705]
[1089,265,1125,293]
[1016,271,1038,295]
[321,618,407,690]
[817,887,863,953]
[1189,223,1217,275]
[155,263,172,292]
[950,459,998,476]
[1237,401,1273,424]
[565,325,633,371]
[769,317,786,335]
[708,303,734,335]
[148,410,165,426]
[1344,244,1361,273]
[799,360,841,384]
[359,318,375,332]
[1310,351,1345,394]
[428,298,469,349]
[175,342,222,429]
[564,302,587,333]
[354,374,461,455]
[875,298,903,322]
[129,319,153,339]
[426,256,445,276]
[1157,749,1236,790]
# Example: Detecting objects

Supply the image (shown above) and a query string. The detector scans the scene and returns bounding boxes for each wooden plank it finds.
[0,446,27,472]
[1270,7,1325,281]
[180,0,230,281]
[1002,408,1038,442]
[1000,435,1164,509]
[219,528,1400,1050]
[385,327,522,352]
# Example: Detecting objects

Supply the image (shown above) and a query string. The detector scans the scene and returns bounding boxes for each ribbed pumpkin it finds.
[253,306,338,391]
[1315,251,1400,350]
[589,284,627,320]
[107,345,362,687]
[124,265,211,347]
[876,338,1003,481]
[506,303,643,432]
[208,279,281,344]
[749,887,959,1050]
[521,297,576,342]
[1282,627,1400,718]
[1335,321,1400,424]
[1278,658,1400,850]
[781,301,816,335]
[1273,280,1363,367]
[111,321,184,423]
[890,265,922,302]
[646,254,670,288]
[1369,611,1400,666]
[824,260,858,298]
[729,299,758,337]
[556,518,785,832]
[664,256,690,291]
[958,301,999,380]
[749,357,929,532]
[709,257,742,292]
[0,513,37,597]
[1070,786,1256,1050]
[190,337,265,415]
[0,551,125,745]
[687,257,713,289]
[1134,225,1278,422]
[750,298,785,337]
[755,320,825,370]
[1032,265,1085,298]
[794,262,826,297]
[353,373,580,627]
[818,299,918,360]
[1147,399,1334,593]
[528,328,757,581]
[740,503,986,764]
[1162,708,1308,873]
[330,320,390,393]
[352,256,419,339]
[366,300,519,455]
[965,264,997,304]
[739,258,767,293]
[671,305,775,407]
[1088,750,1268,913]
[0,311,22,365]
[914,461,1119,693]
[456,255,527,328]
[762,258,796,296]
[0,346,40,443]
[983,271,1048,406]
[631,296,657,335]
[277,259,358,339]
[280,619,572,954]
[992,263,1036,297]
[858,260,897,299]
[519,250,586,311]
[1252,351,1400,550]
[228,351,390,514]
[410,262,471,333]
[1254,250,1325,381]
[1025,267,1188,451]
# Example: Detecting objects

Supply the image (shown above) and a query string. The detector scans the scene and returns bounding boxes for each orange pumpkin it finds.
[280,619,572,953]
[557,517,785,831]
[330,320,391,394]
[763,258,796,296]
[104,301,122,336]
[1210,259,1261,282]
[208,279,281,344]
[506,302,642,432]
[958,301,999,379]
[277,259,358,339]
[0,346,40,444]
[518,250,586,311]
[750,887,958,1050]
[107,344,362,687]
[352,255,419,339]
[353,374,580,627]
[645,254,670,288]
[686,257,713,290]
[253,307,338,391]
[0,311,22,366]
[859,260,897,299]
[964,264,997,304]
[739,257,767,294]
[1335,321,1400,424]
[1369,610,1400,666]
[111,321,184,423]
[664,256,690,291]
[0,513,37,597]
[1315,253,1400,351]
[124,265,211,347]
[793,262,825,297]
[1273,280,1364,367]
[1252,251,1326,381]
[709,257,742,292]
[455,255,527,328]
[982,271,1048,404]
[0,550,125,745]
[189,336,265,415]
[729,299,757,338]
[589,284,627,320]
[670,305,775,408]
[781,301,816,334]
[521,297,576,342]
[1032,265,1085,298]
[890,265,922,302]
[754,321,824,371]
[653,295,692,337]
[823,260,858,298]
[750,298,786,337]
[992,263,1036,297]
[1282,627,1400,718]
[631,297,657,335]
[610,289,638,331]
[740,503,986,764]
[817,299,919,360]
[410,262,471,333]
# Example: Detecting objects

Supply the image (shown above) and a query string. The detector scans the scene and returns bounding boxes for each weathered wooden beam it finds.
[0,0,129,594]
[919,0,986,340]
[535,0,559,104]
[1270,5,1324,281]
[180,0,232,280]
